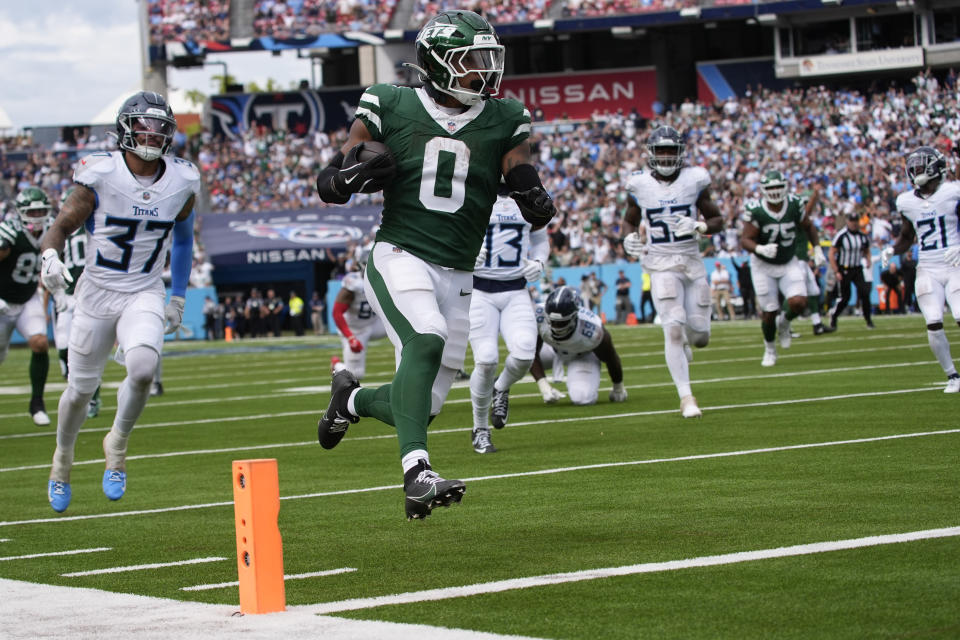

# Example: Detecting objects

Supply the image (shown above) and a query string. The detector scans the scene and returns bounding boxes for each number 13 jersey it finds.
[355,84,530,272]
[895,181,960,267]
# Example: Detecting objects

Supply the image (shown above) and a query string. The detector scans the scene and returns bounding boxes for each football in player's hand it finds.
[348,141,396,193]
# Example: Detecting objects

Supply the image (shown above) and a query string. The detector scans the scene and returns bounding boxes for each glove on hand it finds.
[164,296,185,334]
[755,243,779,259]
[41,248,73,292]
[674,217,707,238]
[510,187,556,226]
[609,382,628,402]
[521,258,543,282]
[537,378,566,403]
[623,232,646,258]
[348,336,364,353]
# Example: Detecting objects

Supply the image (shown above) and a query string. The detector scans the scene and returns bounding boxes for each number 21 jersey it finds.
[895,181,960,267]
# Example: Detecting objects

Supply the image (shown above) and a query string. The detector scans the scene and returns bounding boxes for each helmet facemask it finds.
[15,188,52,236]
[118,107,176,162]
[761,172,787,205]
[411,11,504,107]
[647,141,684,177]
[906,147,946,189]
[545,286,582,340]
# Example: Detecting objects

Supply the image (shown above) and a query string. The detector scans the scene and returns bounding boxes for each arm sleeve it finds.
[332,301,353,337]
[528,227,549,264]
[170,212,195,298]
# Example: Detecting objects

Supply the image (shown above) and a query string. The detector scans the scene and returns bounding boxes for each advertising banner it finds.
[499,68,657,120]
[797,47,924,77]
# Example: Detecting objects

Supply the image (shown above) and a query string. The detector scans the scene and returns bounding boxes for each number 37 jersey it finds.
[74,152,200,292]
[895,181,960,267]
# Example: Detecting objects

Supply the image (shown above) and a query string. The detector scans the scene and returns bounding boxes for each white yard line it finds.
[306,526,960,615]
[62,556,228,577]
[0,357,941,441]
[2,426,956,528]
[0,378,944,472]
[181,567,358,591]
[0,547,111,561]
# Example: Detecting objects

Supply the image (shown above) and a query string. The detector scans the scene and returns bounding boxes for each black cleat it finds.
[472,428,496,454]
[317,369,360,449]
[813,323,835,335]
[490,388,509,429]
[403,460,465,520]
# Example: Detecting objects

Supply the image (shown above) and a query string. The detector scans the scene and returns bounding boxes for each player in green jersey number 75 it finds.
[314,9,558,520]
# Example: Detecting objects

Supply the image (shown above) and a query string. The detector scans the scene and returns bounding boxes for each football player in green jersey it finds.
[315,9,557,520]
[48,187,101,418]
[740,171,825,367]
[0,187,53,425]
[776,183,834,339]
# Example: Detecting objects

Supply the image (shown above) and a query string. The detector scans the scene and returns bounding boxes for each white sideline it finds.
[0,547,111,561]
[181,567,358,591]
[62,556,227,577]
[2,427,956,528]
[306,526,960,615]
[0,577,540,640]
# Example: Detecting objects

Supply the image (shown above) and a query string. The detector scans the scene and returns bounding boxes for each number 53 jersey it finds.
[624,166,711,258]
[895,181,960,267]
[73,152,201,292]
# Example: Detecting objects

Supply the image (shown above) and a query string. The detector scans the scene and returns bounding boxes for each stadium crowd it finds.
[147,0,231,45]
[2,69,958,317]
[253,0,398,38]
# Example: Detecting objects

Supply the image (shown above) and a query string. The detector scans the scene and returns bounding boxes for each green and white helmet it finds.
[411,10,504,107]
[760,170,787,205]
[14,186,52,235]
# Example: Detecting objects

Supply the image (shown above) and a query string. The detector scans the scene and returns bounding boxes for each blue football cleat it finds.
[102,470,126,501]
[48,480,71,513]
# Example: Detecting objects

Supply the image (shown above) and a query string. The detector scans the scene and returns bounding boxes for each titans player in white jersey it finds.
[331,248,387,380]
[40,92,200,512]
[620,126,724,418]
[529,286,627,405]
[882,146,960,393]
[467,189,559,454]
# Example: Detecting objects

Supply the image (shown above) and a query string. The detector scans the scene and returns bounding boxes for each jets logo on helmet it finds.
[408,10,504,107]
[906,146,947,189]
[116,91,177,162]
[544,286,582,341]
[646,126,685,178]
[760,170,787,205]
[14,187,53,235]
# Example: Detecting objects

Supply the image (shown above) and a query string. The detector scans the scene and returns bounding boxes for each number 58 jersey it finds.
[535,304,603,361]
[895,181,960,267]
[73,152,201,292]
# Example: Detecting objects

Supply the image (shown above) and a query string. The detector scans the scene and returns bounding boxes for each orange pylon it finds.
[232,459,285,614]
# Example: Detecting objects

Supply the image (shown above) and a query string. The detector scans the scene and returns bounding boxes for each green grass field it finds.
[1,315,958,639]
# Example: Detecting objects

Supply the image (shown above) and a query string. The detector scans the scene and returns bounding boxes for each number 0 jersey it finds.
[895,181,960,267]
[355,84,530,271]
[73,152,200,293]
[341,270,378,330]
[535,304,603,361]
[0,218,42,305]
[624,166,710,258]
[743,194,808,265]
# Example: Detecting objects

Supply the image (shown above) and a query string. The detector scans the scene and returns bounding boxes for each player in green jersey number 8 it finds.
[315,10,557,520]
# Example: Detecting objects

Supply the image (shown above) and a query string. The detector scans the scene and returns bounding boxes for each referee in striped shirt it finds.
[829,213,874,329]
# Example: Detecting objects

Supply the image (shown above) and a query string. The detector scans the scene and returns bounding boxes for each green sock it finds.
[807,296,820,315]
[354,332,444,458]
[30,350,49,401]
[785,307,799,321]
[762,319,777,343]
[92,386,101,403]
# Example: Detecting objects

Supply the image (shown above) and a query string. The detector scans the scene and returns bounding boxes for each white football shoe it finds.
[945,376,960,394]
[680,395,702,419]
[761,349,777,367]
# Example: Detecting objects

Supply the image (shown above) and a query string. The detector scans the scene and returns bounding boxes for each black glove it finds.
[332,142,396,195]
[510,186,556,226]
